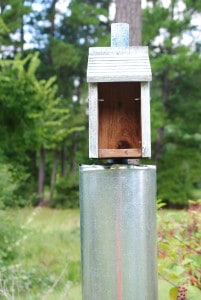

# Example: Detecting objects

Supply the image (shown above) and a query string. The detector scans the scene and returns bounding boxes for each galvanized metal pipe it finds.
[111,23,129,46]
[80,23,157,300]
[79,164,157,300]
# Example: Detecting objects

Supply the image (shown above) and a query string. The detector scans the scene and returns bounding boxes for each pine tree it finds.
[142,0,201,205]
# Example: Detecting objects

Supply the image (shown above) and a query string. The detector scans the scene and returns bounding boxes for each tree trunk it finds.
[153,71,170,162]
[38,147,45,202]
[70,132,78,173]
[115,0,142,165]
[20,0,24,52]
[115,0,142,46]
[49,0,57,37]
[61,141,67,177]
[50,149,58,202]
[153,126,165,162]
[29,150,38,181]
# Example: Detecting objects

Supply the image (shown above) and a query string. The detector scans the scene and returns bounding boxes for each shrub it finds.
[0,164,18,209]
[0,213,23,266]
[158,200,201,298]
[0,163,28,208]
[50,173,79,208]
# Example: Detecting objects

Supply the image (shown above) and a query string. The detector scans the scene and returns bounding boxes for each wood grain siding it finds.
[98,149,141,158]
[87,47,152,83]
[98,82,141,158]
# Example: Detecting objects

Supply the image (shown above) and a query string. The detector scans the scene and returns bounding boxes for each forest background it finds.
[0,0,201,209]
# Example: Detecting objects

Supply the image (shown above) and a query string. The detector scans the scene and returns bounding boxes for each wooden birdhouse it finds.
[87,44,152,159]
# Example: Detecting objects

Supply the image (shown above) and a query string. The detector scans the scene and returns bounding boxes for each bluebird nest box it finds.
[87,35,152,159]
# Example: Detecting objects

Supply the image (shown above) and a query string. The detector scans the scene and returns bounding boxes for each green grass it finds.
[0,208,81,299]
[0,207,200,299]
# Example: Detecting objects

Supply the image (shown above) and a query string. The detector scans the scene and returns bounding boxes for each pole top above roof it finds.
[111,23,129,47]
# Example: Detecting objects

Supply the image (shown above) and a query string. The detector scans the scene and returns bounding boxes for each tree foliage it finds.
[0,51,82,204]
[142,0,201,206]
[158,202,201,297]
[0,0,200,206]
[0,0,31,54]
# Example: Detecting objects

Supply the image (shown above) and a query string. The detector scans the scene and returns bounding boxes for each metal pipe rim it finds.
[79,164,156,171]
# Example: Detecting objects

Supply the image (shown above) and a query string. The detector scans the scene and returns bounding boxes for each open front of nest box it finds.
[87,46,152,159]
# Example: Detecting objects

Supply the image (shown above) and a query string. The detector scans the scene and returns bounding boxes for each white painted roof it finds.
[87,46,152,83]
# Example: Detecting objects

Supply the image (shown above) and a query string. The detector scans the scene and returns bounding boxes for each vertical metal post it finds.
[80,23,158,300]
[79,165,157,300]
[111,23,129,46]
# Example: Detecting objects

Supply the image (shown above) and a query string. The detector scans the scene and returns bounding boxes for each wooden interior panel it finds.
[98,82,141,158]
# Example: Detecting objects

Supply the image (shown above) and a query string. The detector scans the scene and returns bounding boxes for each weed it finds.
[158,200,201,299]
[0,204,200,299]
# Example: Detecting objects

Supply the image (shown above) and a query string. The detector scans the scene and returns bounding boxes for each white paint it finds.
[88,84,98,158]
[141,82,151,157]
[87,47,152,83]
[87,46,152,158]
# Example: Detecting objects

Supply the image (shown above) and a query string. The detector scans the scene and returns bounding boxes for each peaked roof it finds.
[87,46,152,83]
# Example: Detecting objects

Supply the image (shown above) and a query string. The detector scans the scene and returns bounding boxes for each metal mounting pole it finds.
[111,23,129,46]
[110,23,139,165]
[79,23,158,300]
[79,165,157,300]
